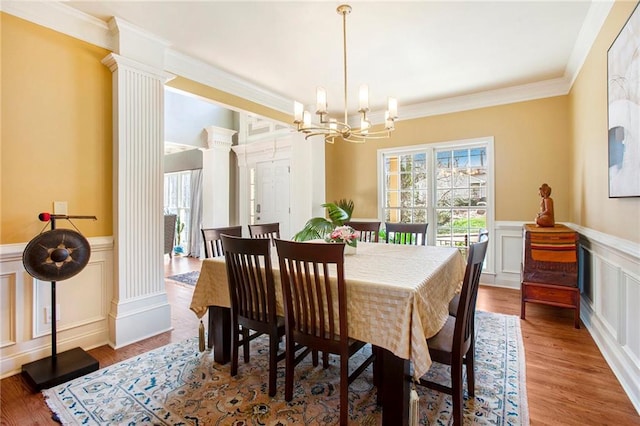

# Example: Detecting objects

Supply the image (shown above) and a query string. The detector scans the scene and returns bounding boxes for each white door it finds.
[255,159,290,238]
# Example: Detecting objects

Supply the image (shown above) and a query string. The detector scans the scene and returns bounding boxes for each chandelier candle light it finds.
[293,4,398,144]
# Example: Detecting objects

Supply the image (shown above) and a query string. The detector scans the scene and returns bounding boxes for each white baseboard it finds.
[108,294,173,348]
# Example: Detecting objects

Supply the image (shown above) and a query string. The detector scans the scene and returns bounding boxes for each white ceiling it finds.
[59,1,607,118]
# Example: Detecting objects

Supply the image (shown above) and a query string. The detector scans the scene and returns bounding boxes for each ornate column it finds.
[201,126,237,230]
[102,18,174,348]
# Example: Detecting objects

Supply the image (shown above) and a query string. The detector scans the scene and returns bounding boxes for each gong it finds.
[22,228,91,282]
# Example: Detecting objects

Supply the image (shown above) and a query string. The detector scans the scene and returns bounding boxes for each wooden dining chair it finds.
[275,239,376,425]
[449,229,489,315]
[221,234,309,397]
[384,222,428,245]
[416,238,489,426]
[201,226,242,258]
[344,221,381,243]
[248,222,280,245]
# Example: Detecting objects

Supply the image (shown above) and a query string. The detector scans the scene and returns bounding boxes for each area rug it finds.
[43,311,528,425]
[166,270,200,286]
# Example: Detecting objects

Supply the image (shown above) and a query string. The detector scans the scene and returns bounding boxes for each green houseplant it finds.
[174,215,185,254]
[293,199,354,241]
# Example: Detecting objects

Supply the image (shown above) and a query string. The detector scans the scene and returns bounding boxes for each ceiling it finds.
[62,1,605,119]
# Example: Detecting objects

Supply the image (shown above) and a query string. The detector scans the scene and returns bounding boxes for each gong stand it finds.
[21,215,100,391]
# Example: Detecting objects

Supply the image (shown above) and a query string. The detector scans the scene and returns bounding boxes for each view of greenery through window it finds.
[435,147,487,248]
[382,144,488,249]
[164,171,191,254]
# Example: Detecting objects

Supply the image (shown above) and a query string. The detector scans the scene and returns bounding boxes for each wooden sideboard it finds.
[521,223,580,328]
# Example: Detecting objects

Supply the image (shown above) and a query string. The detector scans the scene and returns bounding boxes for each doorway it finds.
[254,159,291,238]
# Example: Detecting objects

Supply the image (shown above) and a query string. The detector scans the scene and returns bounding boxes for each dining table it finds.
[190,241,465,425]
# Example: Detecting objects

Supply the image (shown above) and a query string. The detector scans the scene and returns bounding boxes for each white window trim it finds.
[377,136,495,274]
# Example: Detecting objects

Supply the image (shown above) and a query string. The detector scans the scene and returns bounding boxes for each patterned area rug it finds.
[43,311,528,425]
[166,271,200,286]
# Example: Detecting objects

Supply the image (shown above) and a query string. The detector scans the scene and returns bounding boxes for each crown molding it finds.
[565,1,615,88]
[394,77,571,122]
[2,1,613,124]
[1,0,113,50]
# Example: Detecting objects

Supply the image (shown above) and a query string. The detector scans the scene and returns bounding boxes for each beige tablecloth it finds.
[190,242,465,380]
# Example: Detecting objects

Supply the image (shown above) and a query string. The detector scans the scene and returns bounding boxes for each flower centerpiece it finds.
[326,225,360,255]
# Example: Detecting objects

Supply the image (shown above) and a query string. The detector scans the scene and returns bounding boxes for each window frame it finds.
[377,136,495,273]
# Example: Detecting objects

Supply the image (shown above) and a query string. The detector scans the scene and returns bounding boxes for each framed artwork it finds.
[607,3,639,198]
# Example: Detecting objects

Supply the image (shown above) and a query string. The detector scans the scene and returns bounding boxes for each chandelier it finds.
[293,4,398,144]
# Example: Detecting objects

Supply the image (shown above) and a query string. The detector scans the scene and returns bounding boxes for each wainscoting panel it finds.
[625,273,640,362]
[595,256,623,340]
[573,225,640,414]
[492,221,523,288]
[0,272,17,348]
[0,237,113,378]
[33,261,107,339]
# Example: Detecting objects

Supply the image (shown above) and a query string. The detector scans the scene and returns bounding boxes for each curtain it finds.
[188,168,203,257]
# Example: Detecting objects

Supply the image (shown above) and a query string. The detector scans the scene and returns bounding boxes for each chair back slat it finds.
[248,223,280,245]
[345,221,381,243]
[276,240,346,350]
[201,226,242,258]
[222,235,276,325]
[384,222,428,245]
[454,239,488,354]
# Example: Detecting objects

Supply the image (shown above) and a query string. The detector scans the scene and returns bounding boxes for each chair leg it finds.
[340,354,349,425]
[312,350,319,367]
[242,327,250,362]
[451,357,464,426]
[230,323,239,377]
[323,352,329,369]
[268,332,278,397]
[284,335,295,401]
[465,339,475,396]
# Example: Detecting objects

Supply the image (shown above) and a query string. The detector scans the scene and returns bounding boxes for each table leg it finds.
[207,306,231,364]
[380,347,410,426]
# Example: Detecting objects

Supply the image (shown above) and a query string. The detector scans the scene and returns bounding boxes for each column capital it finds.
[102,53,175,82]
[204,126,237,150]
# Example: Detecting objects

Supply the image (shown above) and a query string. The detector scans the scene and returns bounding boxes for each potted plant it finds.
[174,215,185,255]
[293,199,354,241]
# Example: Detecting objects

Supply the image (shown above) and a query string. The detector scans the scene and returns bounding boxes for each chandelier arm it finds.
[345,131,391,142]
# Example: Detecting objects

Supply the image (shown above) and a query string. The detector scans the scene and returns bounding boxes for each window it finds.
[435,147,488,249]
[379,137,493,254]
[164,171,191,253]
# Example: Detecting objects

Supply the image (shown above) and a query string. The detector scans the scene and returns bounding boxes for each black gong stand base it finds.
[22,347,99,391]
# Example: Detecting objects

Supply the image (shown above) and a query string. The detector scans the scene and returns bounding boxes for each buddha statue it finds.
[535,183,555,227]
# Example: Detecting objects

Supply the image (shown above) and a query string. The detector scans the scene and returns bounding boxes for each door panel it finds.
[255,159,290,238]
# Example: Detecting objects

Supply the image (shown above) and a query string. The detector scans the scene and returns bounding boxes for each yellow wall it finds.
[1,14,113,244]
[326,96,572,222]
[3,1,638,246]
[569,0,640,243]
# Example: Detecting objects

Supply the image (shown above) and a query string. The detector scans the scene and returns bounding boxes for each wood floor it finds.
[1,255,638,425]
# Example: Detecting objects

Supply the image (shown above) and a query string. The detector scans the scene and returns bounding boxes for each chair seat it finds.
[426,315,455,362]
[449,294,460,316]
[240,315,285,335]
